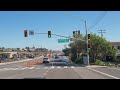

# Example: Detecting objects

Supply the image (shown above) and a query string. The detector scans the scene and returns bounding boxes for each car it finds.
[43,57,50,63]
[54,55,59,59]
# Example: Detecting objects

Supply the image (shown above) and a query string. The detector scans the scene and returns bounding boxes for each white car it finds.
[43,57,50,63]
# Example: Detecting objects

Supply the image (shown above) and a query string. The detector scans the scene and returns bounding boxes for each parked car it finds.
[43,57,50,63]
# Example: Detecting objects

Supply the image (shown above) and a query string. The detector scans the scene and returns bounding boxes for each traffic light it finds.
[88,43,90,48]
[24,30,28,37]
[88,34,90,40]
[78,30,80,35]
[73,31,75,38]
[48,31,51,38]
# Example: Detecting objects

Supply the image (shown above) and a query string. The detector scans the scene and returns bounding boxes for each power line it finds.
[88,11,107,31]
[98,30,106,38]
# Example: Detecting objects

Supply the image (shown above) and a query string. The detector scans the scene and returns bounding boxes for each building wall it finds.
[112,45,120,56]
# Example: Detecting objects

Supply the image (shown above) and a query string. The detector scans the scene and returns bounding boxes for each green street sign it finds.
[58,39,69,43]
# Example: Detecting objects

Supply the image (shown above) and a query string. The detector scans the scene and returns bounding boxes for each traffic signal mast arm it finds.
[35,32,86,42]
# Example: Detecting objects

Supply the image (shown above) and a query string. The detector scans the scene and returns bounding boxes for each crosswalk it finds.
[0,66,76,71]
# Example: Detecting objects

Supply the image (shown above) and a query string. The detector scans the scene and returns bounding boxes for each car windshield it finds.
[0,11,120,79]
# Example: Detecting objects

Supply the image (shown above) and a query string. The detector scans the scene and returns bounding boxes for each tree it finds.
[68,34,85,62]
[62,48,71,56]
[65,33,117,63]
[89,34,116,62]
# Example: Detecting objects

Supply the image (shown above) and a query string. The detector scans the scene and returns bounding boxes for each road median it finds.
[0,57,43,65]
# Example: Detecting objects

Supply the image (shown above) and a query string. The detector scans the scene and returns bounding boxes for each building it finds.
[110,42,120,56]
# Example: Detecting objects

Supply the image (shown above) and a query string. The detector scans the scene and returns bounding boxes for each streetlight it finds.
[83,20,89,65]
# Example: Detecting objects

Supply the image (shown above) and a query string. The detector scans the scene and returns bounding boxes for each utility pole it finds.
[85,20,89,65]
[98,30,106,38]
[77,43,79,59]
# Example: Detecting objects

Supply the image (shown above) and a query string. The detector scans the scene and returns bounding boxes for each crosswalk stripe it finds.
[2,68,9,70]
[11,68,19,70]
[8,68,14,70]
[44,67,48,69]
[19,68,27,70]
[51,66,55,69]
[0,66,77,71]
[64,66,68,68]
[57,66,61,68]
[29,67,35,69]
[71,66,75,68]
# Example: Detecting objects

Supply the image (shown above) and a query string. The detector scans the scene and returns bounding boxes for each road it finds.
[0,56,120,79]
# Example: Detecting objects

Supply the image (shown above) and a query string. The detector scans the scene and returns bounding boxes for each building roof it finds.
[110,42,120,45]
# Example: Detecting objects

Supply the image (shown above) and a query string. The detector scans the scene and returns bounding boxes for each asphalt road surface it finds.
[0,56,120,79]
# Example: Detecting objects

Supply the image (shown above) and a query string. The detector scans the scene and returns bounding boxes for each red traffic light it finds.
[88,43,90,48]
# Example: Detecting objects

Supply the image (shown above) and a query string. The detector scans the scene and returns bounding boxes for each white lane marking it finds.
[71,66,75,68]
[7,68,15,70]
[35,68,46,69]
[0,67,29,71]
[18,67,30,70]
[44,67,48,69]
[3,68,9,70]
[64,66,68,68]
[35,68,41,69]
[88,68,120,79]
[29,67,35,69]
[10,68,20,70]
[57,66,61,68]
[51,66,55,69]
[0,68,9,71]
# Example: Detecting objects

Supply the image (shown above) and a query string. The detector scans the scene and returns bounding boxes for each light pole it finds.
[68,15,89,65]
[85,20,89,65]
[72,19,89,65]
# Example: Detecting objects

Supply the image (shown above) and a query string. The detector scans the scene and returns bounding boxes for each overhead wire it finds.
[88,11,107,31]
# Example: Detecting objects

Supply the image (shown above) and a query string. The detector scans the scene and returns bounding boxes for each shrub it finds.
[75,58,83,64]
[94,59,101,65]
[94,59,106,66]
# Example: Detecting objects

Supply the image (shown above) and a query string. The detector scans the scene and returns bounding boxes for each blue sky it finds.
[0,11,120,50]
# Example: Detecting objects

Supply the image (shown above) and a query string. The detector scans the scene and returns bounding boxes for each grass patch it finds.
[94,59,120,67]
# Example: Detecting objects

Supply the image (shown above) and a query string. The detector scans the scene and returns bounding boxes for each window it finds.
[112,46,114,49]
[117,46,120,49]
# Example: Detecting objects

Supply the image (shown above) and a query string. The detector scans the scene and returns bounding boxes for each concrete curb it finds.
[84,65,107,68]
